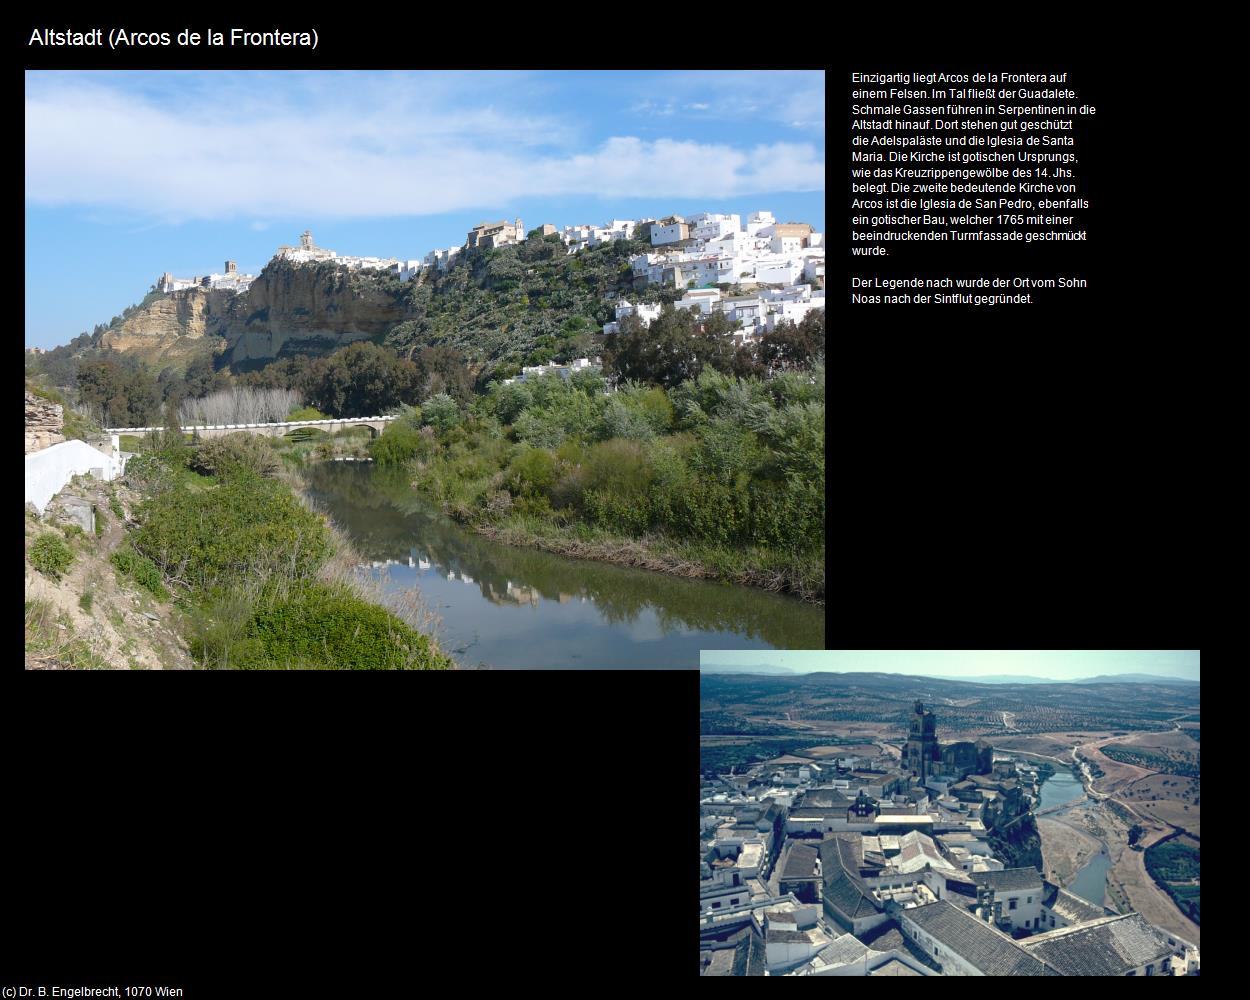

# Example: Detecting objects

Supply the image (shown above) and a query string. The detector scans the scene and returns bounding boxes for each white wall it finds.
[756,260,803,285]
[650,223,687,246]
[26,440,127,514]
[992,888,1042,931]
[901,917,981,975]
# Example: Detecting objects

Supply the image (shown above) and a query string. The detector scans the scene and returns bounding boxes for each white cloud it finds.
[636,71,825,134]
[25,77,823,221]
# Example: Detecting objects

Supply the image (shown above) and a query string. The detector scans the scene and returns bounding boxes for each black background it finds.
[17,14,1200,990]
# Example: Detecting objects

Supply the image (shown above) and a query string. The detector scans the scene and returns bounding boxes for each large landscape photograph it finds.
[24,70,826,668]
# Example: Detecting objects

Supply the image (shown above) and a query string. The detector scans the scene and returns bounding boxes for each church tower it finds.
[904,701,940,781]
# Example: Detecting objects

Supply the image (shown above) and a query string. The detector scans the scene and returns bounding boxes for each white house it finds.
[424,247,462,271]
[650,221,689,246]
[689,212,741,242]
[745,210,775,236]
[502,358,600,386]
[677,288,722,315]
[770,235,804,256]
[899,899,1054,975]
[602,300,662,334]
[755,259,804,285]
[969,868,1045,933]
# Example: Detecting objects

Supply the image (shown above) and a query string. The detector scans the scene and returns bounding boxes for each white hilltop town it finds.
[700,700,1200,977]
[153,209,824,352]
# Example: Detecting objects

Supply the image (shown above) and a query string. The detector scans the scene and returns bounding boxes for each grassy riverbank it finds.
[472,514,824,602]
[119,431,452,669]
[365,366,825,603]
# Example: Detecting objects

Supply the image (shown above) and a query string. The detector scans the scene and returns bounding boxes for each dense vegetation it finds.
[119,437,451,669]
[385,235,663,383]
[365,363,824,599]
[1145,840,1200,924]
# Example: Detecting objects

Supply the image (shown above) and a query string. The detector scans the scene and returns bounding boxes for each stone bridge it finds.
[106,415,396,447]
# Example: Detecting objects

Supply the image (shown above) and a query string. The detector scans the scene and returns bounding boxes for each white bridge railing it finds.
[104,416,398,433]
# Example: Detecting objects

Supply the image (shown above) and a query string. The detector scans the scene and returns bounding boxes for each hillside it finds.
[698,671,1201,736]
[60,235,686,382]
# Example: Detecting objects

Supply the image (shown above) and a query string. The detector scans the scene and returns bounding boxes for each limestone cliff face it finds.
[99,288,233,366]
[25,392,65,453]
[220,258,408,364]
[94,258,414,368]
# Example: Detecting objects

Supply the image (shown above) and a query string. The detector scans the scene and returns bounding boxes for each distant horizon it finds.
[698,650,1200,681]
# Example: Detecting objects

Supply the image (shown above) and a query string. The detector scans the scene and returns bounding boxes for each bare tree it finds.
[179,387,302,426]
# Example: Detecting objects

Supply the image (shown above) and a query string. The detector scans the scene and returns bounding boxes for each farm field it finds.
[993,732,1116,762]
[1121,775,1201,837]
[1145,837,1200,926]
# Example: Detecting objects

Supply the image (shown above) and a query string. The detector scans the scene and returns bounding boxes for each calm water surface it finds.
[303,463,825,668]
[1038,768,1108,905]
[1038,768,1085,811]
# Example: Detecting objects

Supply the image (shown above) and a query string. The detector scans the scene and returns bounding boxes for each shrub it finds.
[142,426,191,467]
[124,453,176,495]
[505,447,558,498]
[111,545,169,600]
[235,583,453,669]
[600,397,655,441]
[109,491,125,519]
[370,420,425,466]
[190,432,281,479]
[61,523,86,541]
[421,393,462,434]
[29,533,74,580]
[132,474,330,592]
[78,591,94,613]
[581,438,654,500]
[288,405,328,422]
[485,381,533,424]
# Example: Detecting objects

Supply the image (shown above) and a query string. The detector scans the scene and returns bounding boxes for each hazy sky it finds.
[698,650,1200,680]
[25,69,825,348]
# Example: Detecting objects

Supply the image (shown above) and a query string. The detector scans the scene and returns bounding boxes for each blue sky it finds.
[699,650,1201,681]
[25,70,825,349]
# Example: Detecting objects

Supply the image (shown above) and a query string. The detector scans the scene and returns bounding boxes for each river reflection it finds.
[301,463,826,668]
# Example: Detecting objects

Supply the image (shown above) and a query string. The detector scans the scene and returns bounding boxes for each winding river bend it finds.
[303,462,825,667]
[1037,767,1109,906]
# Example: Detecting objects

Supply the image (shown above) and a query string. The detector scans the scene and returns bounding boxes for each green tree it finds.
[416,345,474,403]
[300,342,421,417]
[604,308,735,390]
[420,393,462,434]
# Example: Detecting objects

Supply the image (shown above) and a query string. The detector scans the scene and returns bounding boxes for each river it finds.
[302,462,825,667]
[1037,767,1108,906]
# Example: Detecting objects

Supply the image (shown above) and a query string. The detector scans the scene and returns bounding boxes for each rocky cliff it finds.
[220,258,410,365]
[96,258,415,369]
[99,287,234,366]
[25,392,65,453]
[987,813,1045,873]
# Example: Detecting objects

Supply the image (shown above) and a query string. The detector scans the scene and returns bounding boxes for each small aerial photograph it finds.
[699,650,1201,976]
[24,69,825,668]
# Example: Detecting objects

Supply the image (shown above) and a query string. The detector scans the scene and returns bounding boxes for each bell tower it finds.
[905,701,939,781]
